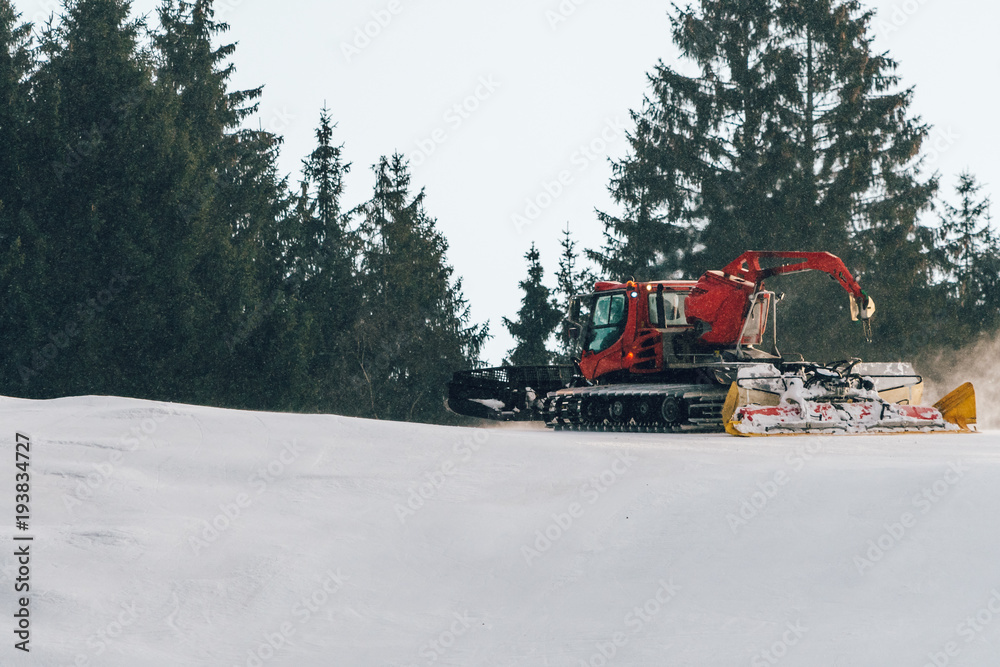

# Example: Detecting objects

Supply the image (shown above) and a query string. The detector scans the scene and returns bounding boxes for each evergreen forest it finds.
[0,0,486,422]
[1,0,996,423]
[507,0,998,371]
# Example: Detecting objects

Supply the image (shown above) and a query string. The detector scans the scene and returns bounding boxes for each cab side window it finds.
[648,291,687,327]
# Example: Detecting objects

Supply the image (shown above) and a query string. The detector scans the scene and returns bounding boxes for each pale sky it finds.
[15,0,1000,364]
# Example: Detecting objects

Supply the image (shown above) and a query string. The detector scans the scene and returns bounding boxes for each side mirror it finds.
[567,325,580,341]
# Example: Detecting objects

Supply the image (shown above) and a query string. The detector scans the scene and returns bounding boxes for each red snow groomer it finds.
[447,251,976,435]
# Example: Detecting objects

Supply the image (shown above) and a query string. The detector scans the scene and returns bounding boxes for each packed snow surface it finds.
[2,395,1000,666]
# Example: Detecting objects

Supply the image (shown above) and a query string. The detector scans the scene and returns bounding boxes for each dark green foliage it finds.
[22,0,166,396]
[0,1,41,391]
[148,0,283,405]
[554,223,595,361]
[285,108,357,411]
[555,223,595,309]
[504,243,562,366]
[0,0,486,424]
[592,0,944,361]
[352,154,488,423]
[934,173,1000,338]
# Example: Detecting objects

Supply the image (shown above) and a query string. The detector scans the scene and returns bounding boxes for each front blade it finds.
[934,382,977,431]
[727,400,954,436]
[723,367,974,437]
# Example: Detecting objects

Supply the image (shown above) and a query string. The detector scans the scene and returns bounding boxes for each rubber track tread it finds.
[543,384,728,433]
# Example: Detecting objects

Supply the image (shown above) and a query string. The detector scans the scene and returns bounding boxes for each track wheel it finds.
[584,398,605,423]
[660,396,684,425]
[635,399,652,421]
[609,398,626,422]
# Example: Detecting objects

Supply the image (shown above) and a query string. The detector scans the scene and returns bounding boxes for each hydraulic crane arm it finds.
[718,251,874,321]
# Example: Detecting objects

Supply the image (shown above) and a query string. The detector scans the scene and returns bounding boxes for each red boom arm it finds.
[685,251,874,346]
[719,251,868,304]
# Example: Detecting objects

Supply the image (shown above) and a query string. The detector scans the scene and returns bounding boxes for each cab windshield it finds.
[585,292,627,353]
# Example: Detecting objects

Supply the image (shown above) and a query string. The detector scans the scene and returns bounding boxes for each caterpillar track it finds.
[543,384,728,433]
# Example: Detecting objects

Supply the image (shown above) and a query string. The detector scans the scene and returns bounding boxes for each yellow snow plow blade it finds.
[722,382,743,436]
[934,382,977,431]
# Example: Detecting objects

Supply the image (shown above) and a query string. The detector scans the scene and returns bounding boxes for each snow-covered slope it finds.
[1,395,999,666]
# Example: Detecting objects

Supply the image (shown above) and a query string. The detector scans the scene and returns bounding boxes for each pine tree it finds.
[290,107,357,412]
[354,154,487,423]
[591,0,785,279]
[21,0,168,397]
[592,0,938,360]
[555,223,595,308]
[295,107,353,286]
[0,0,30,203]
[154,0,292,408]
[938,174,992,306]
[587,140,693,281]
[554,223,595,361]
[974,232,1000,336]
[0,1,46,395]
[504,243,562,366]
[936,173,999,338]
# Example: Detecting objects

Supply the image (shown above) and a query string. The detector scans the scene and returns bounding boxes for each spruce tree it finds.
[592,0,938,360]
[290,107,357,412]
[154,0,291,407]
[936,173,999,338]
[504,243,562,366]
[555,223,595,308]
[0,1,45,394]
[554,223,595,361]
[0,1,30,205]
[938,174,993,307]
[354,154,487,423]
[23,0,166,396]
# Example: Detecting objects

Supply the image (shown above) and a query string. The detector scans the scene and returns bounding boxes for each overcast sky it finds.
[14,0,1000,364]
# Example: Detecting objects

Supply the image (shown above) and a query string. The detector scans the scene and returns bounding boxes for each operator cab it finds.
[581,291,628,354]
[568,281,699,362]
